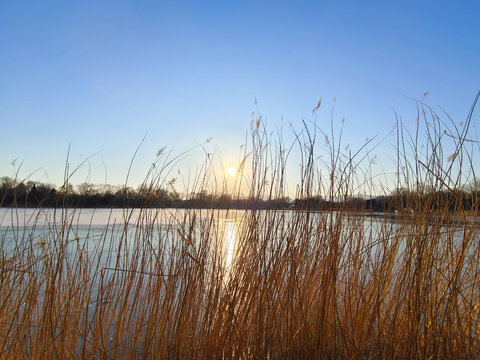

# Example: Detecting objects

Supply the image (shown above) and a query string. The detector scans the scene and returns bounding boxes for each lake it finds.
[0,207,478,358]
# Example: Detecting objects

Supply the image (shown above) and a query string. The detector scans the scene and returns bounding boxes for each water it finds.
[0,207,472,299]
[0,207,476,357]
[0,207,244,274]
[0,207,469,266]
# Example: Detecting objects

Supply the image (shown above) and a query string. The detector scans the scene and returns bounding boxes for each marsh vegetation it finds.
[1,95,479,358]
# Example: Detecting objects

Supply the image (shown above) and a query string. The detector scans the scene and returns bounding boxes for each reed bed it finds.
[1,95,479,359]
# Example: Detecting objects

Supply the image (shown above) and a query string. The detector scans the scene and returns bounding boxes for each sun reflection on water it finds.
[224,220,237,273]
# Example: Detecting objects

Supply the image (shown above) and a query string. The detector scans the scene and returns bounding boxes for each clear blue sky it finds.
[1,1,479,194]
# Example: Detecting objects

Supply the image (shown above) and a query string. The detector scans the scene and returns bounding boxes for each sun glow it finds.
[227,167,237,175]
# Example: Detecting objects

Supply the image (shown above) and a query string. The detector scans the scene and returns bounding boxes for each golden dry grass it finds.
[1,96,479,359]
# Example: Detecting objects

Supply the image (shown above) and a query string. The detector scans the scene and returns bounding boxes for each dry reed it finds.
[0,94,479,359]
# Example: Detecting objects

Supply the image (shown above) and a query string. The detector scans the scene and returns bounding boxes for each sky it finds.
[1,0,479,195]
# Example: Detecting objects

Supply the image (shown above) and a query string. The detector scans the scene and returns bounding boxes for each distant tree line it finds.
[295,186,480,213]
[0,177,292,210]
[1,176,478,212]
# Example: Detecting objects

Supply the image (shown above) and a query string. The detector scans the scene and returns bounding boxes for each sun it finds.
[227,167,237,175]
